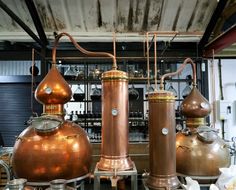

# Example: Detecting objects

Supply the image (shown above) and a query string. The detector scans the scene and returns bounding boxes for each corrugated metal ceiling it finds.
[0,0,218,42]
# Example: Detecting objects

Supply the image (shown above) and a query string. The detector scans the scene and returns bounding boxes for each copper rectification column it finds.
[146,90,179,190]
[97,69,133,171]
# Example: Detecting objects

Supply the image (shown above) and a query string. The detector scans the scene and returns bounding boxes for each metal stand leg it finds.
[131,172,137,190]
[94,174,100,190]
[93,162,137,190]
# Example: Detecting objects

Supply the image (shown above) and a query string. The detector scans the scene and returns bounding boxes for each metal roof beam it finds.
[0,0,44,47]
[198,0,228,50]
[25,0,48,47]
[203,24,236,57]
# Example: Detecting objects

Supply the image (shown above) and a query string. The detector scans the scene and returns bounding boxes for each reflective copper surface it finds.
[176,132,230,176]
[176,85,230,177]
[146,91,179,190]
[35,66,72,105]
[12,120,92,182]
[97,69,133,171]
[180,86,211,119]
[12,56,92,182]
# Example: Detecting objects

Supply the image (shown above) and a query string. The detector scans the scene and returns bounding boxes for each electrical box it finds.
[217,100,232,120]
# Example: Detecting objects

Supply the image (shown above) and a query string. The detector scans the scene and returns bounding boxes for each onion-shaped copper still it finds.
[97,69,133,171]
[176,86,230,177]
[146,90,180,190]
[12,65,92,182]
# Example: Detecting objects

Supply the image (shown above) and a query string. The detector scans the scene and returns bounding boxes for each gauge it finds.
[111,108,118,116]
[45,87,52,94]
[200,102,208,109]
[162,128,169,135]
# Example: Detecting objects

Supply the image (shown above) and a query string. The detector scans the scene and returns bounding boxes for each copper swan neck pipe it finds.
[160,57,197,90]
[52,32,117,70]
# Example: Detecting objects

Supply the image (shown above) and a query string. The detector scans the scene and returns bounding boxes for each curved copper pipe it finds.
[52,32,117,69]
[160,58,197,90]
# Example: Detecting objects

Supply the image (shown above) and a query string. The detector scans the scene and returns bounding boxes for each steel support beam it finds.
[25,0,48,46]
[203,25,236,57]
[0,0,44,47]
[198,0,228,50]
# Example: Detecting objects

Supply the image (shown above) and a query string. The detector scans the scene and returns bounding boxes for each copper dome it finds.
[180,86,211,118]
[35,66,72,105]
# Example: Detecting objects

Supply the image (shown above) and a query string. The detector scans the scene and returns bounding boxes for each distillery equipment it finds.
[176,60,230,177]
[97,33,133,171]
[176,58,231,177]
[146,90,180,189]
[4,179,34,190]
[45,179,75,190]
[12,33,93,182]
[97,69,133,171]
[145,33,180,190]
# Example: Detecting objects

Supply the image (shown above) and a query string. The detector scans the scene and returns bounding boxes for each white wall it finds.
[208,59,236,141]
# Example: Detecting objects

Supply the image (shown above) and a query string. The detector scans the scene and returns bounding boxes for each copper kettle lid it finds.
[180,86,211,118]
[35,66,72,105]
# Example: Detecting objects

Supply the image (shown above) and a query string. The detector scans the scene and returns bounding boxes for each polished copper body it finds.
[97,70,133,171]
[176,86,230,177]
[35,66,72,105]
[12,66,92,182]
[176,132,230,176]
[146,91,179,190]
[12,119,92,182]
[180,87,211,119]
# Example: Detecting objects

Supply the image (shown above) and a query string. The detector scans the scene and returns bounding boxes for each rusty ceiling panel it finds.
[0,0,219,42]
[0,0,35,32]
[188,0,218,32]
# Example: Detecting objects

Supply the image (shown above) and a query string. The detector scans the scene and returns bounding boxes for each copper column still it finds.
[97,69,133,171]
[146,33,180,190]
[176,59,230,177]
[97,33,133,171]
[146,90,180,190]
[12,33,112,182]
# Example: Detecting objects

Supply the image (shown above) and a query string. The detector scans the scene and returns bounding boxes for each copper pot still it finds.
[97,69,133,171]
[176,86,231,177]
[12,66,92,182]
[146,90,179,190]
